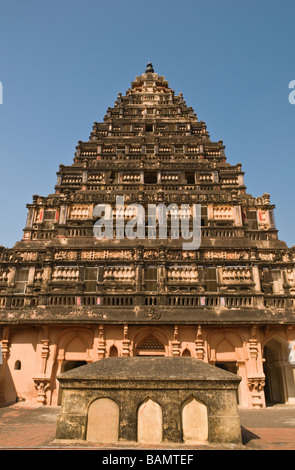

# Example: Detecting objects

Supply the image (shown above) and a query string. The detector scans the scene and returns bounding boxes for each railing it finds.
[48,295,134,307]
[48,296,76,306]
[168,295,253,307]
[245,231,278,241]
[0,294,294,310]
[263,297,293,308]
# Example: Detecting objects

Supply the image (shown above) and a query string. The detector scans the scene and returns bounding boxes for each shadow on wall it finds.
[0,363,18,405]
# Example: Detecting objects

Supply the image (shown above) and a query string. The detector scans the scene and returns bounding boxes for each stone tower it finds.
[0,64,294,408]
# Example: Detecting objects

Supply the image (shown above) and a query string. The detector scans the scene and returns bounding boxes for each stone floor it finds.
[0,402,295,450]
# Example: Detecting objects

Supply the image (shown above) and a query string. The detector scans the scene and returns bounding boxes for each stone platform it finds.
[56,357,241,445]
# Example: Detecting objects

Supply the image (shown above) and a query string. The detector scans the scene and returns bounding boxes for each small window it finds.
[14,268,29,293]
[145,267,158,292]
[144,172,157,184]
[84,267,98,292]
[247,211,258,230]
[186,172,195,184]
[269,210,275,228]
[109,345,118,357]
[26,209,34,228]
[204,267,217,292]
[145,124,153,132]
[14,360,21,370]
[182,349,191,357]
[271,270,283,294]
[201,206,208,227]
[43,210,56,229]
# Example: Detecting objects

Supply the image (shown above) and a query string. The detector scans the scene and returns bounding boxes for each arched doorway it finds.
[109,345,118,357]
[57,360,87,405]
[182,348,191,357]
[213,336,241,404]
[55,330,92,405]
[62,361,87,373]
[263,337,295,405]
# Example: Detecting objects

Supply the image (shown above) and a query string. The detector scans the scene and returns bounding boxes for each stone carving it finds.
[142,307,161,320]
[52,267,79,282]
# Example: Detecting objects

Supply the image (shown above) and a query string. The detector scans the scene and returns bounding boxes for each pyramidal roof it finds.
[0,62,292,329]
[89,61,207,145]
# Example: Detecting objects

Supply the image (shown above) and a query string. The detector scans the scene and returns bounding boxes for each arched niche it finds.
[109,345,118,357]
[55,329,94,363]
[64,335,88,361]
[55,330,94,406]
[208,330,244,363]
[215,338,236,362]
[137,398,162,443]
[86,398,119,443]
[182,348,191,357]
[135,331,166,356]
[14,360,21,370]
[134,329,167,356]
[182,397,208,442]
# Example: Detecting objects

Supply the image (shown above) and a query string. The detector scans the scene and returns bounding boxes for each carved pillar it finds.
[39,263,52,305]
[195,325,205,360]
[247,326,265,408]
[6,268,16,306]
[7,267,16,288]
[33,326,51,405]
[122,324,131,357]
[97,324,106,359]
[248,326,259,366]
[252,265,264,306]
[136,266,143,292]
[171,325,180,356]
[40,326,50,375]
[247,377,265,409]
[252,266,261,292]
[0,326,10,403]
[158,265,166,294]
[34,380,50,405]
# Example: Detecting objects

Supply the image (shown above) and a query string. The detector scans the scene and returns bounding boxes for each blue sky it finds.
[0,0,294,248]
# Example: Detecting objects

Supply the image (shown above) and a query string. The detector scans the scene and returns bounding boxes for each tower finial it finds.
[145,62,154,73]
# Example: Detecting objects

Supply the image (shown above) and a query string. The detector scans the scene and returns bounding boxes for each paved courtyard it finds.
[0,403,294,450]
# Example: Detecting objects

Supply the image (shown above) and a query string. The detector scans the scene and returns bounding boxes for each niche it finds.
[137,399,162,443]
[86,398,119,443]
[144,172,157,184]
[182,397,208,442]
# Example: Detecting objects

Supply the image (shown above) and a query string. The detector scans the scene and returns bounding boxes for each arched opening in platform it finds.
[182,397,208,442]
[86,398,119,443]
[137,398,162,443]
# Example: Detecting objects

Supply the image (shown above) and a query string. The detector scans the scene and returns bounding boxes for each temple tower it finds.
[0,64,294,409]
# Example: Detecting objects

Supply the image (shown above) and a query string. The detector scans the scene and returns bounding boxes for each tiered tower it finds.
[0,63,294,409]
